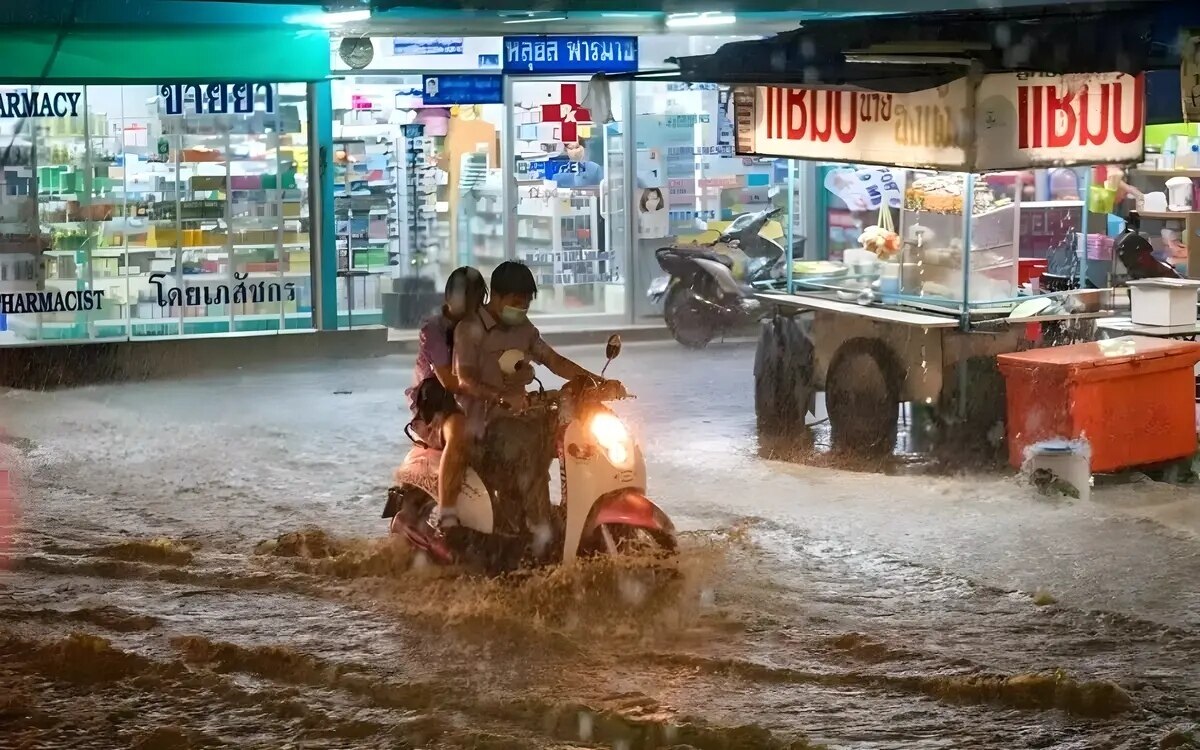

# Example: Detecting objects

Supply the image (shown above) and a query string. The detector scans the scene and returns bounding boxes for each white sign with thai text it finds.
[735,72,1144,172]
[974,72,1144,171]
[742,80,970,170]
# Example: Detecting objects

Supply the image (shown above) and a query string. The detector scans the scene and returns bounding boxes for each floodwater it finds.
[1,342,1198,749]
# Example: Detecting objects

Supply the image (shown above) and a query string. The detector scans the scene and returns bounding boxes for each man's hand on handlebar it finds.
[496,391,531,414]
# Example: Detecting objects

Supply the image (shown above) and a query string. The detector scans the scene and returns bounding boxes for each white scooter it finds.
[383,335,676,571]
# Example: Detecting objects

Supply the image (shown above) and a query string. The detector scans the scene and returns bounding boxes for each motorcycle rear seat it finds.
[664,246,734,268]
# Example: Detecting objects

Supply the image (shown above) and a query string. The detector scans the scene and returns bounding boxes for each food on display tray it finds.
[903,173,1007,215]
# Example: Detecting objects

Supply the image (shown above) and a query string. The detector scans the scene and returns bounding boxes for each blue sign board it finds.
[393,38,464,56]
[421,75,504,106]
[502,36,638,75]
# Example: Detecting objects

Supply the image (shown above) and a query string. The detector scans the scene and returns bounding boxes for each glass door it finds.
[508,77,629,324]
[332,74,508,332]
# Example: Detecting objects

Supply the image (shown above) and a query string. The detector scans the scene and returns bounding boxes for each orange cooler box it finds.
[996,336,1200,472]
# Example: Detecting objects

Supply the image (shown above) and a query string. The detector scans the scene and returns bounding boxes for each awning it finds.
[0,27,331,84]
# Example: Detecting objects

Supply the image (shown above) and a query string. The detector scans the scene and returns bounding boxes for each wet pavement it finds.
[1,340,1198,749]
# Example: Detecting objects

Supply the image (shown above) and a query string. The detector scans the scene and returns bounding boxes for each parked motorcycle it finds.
[383,335,676,572]
[1116,211,1183,280]
[648,207,804,348]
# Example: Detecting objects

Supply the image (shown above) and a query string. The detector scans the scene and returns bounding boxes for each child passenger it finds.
[405,266,488,528]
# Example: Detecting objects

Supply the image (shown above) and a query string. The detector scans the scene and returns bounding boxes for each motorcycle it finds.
[383,334,676,572]
[648,207,804,348]
[1116,211,1183,281]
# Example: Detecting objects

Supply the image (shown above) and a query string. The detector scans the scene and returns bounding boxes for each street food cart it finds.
[732,68,1147,457]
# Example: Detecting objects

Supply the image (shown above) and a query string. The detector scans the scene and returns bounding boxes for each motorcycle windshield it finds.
[724,212,761,235]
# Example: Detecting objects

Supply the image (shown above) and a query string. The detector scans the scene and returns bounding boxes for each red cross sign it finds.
[541,83,591,143]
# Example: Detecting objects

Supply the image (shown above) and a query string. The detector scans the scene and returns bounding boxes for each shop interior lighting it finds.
[502,14,568,24]
[665,12,736,28]
[321,9,371,24]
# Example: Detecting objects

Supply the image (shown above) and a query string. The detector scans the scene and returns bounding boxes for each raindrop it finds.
[993,24,1012,49]
[618,573,648,606]
[577,711,594,741]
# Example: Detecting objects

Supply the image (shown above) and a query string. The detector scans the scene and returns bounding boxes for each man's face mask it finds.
[500,306,528,325]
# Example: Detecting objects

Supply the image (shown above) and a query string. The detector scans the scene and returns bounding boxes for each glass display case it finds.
[806,167,1097,318]
[899,171,1020,306]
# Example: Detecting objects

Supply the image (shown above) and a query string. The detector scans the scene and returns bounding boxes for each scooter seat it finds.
[664,246,734,268]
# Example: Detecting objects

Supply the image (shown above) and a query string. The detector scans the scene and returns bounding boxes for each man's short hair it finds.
[490,261,538,299]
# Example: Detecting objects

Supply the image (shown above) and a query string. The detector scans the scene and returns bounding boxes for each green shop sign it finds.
[0,90,82,118]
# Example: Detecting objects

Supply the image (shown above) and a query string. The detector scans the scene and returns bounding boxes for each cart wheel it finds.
[826,338,900,456]
[776,314,817,428]
[754,318,785,431]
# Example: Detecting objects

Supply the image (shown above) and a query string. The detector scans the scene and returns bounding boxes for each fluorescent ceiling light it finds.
[844,54,972,66]
[322,9,371,25]
[666,12,736,28]
[503,15,568,24]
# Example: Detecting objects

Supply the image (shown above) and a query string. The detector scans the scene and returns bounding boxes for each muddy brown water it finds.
[1,347,1199,749]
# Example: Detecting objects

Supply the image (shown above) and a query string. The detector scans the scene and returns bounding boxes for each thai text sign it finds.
[735,72,1144,171]
[502,36,637,75]
[422,74,503,106]
[159,83,276,117]
[393,38,464,56]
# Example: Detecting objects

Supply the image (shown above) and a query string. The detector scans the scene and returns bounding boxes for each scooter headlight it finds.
[590,412,632,467]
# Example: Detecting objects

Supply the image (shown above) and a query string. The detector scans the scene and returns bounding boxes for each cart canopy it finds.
[627,0,1195,126]
[663,2,1166,92]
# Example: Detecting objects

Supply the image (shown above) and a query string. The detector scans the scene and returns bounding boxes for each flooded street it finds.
[1,341,1198,749]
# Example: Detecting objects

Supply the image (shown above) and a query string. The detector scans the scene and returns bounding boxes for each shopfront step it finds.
[0,323,696,390]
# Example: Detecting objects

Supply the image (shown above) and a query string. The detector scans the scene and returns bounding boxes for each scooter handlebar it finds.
[517,378,631,411]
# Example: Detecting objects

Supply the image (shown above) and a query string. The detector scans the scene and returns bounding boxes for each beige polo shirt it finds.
[452,306,553,437]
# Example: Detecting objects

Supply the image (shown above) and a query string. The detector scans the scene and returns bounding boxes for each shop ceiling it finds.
[0,0,1151,33]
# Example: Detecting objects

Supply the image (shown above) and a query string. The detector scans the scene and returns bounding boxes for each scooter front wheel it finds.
[591,523,677,557]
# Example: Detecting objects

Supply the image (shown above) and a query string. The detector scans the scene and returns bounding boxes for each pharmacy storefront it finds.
[0,27,329,346]
[328,34,808,331]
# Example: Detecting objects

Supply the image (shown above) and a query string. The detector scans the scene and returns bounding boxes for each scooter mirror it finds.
[605,334,622,362]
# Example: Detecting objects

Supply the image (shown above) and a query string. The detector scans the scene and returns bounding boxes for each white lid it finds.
[1126,278,1200,289]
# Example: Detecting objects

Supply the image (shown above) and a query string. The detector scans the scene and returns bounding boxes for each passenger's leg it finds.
[516,415,555,530]
[437,412,468,516]
[476,416,524,535]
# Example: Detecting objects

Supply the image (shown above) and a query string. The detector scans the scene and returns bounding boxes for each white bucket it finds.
[1025,439,1091,502]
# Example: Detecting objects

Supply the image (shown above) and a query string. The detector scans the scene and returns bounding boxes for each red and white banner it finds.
[735,72,1144,172]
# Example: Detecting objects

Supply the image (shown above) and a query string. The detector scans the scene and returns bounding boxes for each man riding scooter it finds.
[450,261,606,559]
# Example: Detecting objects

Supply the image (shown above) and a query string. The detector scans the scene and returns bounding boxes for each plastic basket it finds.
[1088,185,1115,214]
[1086,234,1114,260]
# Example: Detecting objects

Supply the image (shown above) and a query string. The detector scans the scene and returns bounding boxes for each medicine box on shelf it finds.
[1126,278,1200,327]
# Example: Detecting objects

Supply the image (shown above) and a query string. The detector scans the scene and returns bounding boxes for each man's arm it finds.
[531,337,599,382]
[452,321,504,401]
